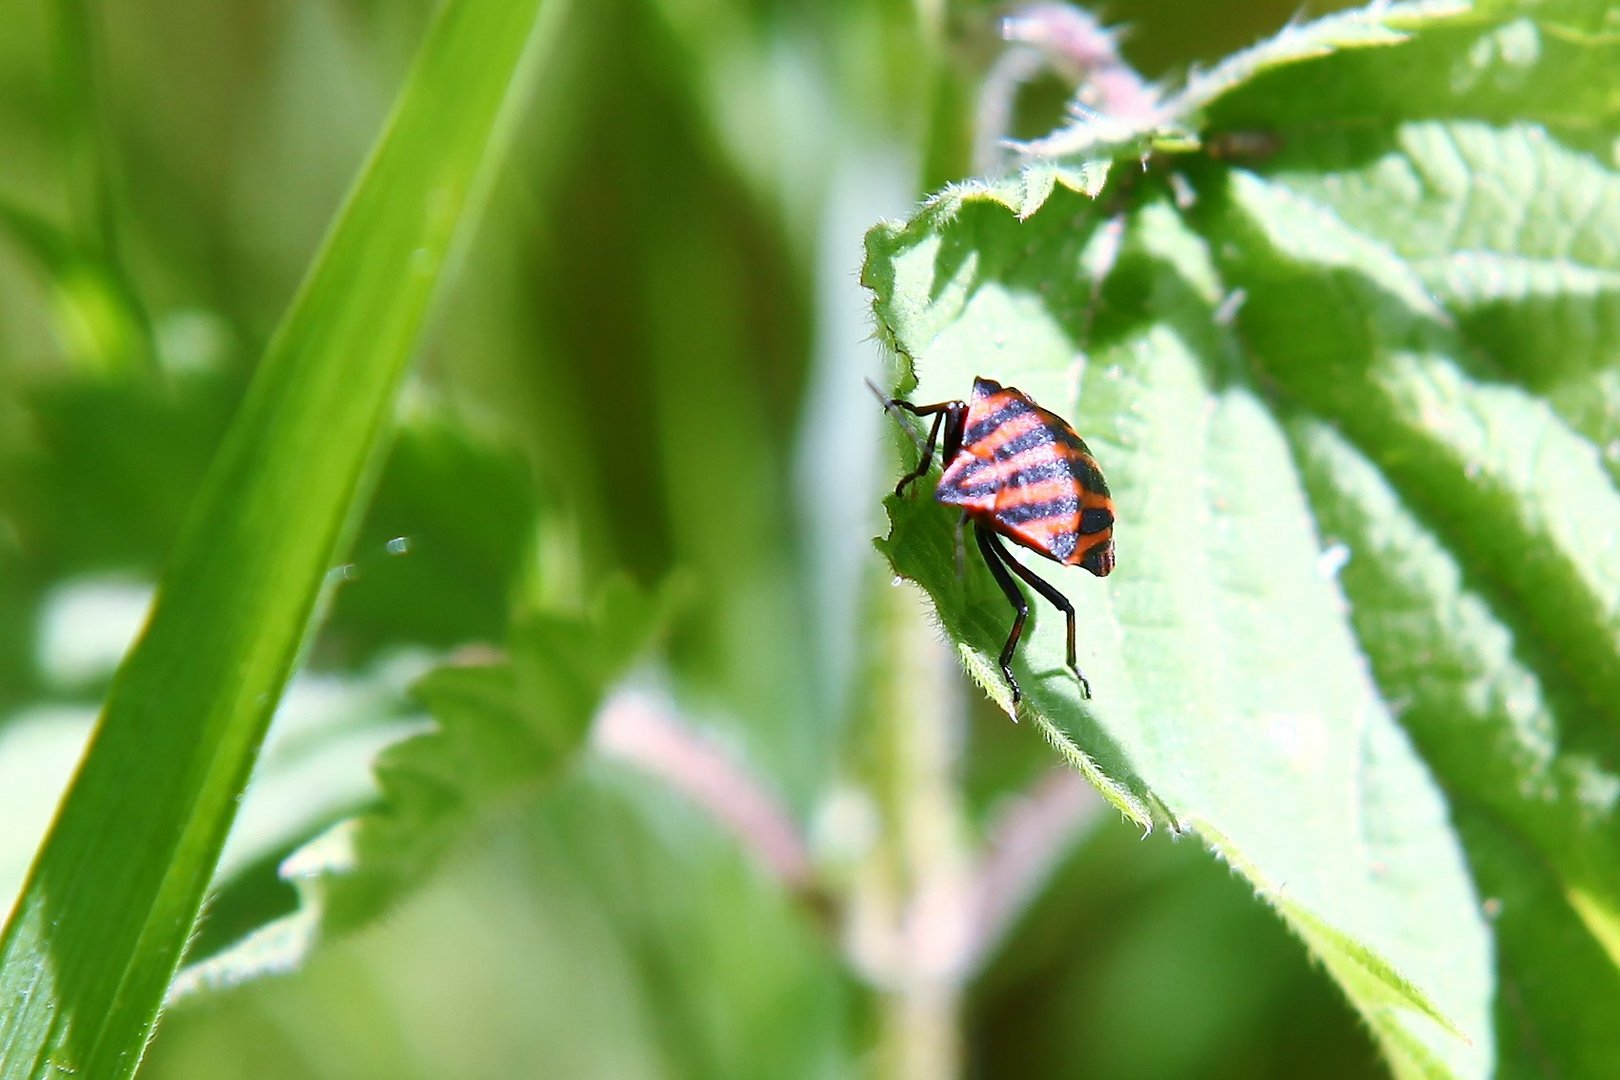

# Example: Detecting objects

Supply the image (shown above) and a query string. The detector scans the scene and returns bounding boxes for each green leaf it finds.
[169,579,663,999]
[2,657,424,933]
[0,1,565,1076]
[864,4,1620,1077]
[1178,1,1473,117]
[1016,1,1476,172]
[1203,3,1620,146]
[1254,119,1620,476]
[1290,418,1620,1073]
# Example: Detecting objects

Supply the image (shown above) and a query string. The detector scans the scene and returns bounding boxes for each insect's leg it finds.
[893,409,944,497]
[885,399,967,497]
[997,543,1090,700]
[975,522,1027,706]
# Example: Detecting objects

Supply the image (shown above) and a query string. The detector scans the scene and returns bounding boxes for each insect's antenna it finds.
[867,377,928,452]
[863,377,891,409]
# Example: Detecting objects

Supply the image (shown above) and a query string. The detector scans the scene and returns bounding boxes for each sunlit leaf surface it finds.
[866,3,1620,1076]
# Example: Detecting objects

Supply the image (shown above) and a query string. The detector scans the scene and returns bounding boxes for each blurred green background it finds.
[0,0,1391,1076]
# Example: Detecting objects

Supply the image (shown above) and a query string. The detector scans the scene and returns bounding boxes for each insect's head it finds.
[1080,538,1115,577]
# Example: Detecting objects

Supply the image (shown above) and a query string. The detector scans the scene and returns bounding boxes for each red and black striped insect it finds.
[887,376,1115,703]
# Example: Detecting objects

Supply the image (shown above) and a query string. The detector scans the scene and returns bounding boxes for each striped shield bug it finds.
[886,376,1115,704]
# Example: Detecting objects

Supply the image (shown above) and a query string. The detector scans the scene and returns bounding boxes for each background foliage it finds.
[0,0,1615,1077]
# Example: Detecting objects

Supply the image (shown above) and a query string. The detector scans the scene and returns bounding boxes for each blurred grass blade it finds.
[0,0,561,1075]
[50,0,119,256]
[0,195,149,377]
[44,0,154,373]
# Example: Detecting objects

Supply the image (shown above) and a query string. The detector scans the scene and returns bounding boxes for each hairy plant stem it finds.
[849,579,973,1080]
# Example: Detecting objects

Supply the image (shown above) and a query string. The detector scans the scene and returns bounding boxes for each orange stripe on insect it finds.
[1000,516,1081,547]
[1081,489,1112,509]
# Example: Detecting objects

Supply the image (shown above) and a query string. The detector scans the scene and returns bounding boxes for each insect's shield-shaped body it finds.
[885,375,1115,705]
[935,378,1115,576]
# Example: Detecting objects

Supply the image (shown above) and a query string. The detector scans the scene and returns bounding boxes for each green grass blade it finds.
[0,1,561,1075]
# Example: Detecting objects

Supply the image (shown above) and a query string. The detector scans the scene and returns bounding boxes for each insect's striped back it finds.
[935,378,1115,576]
